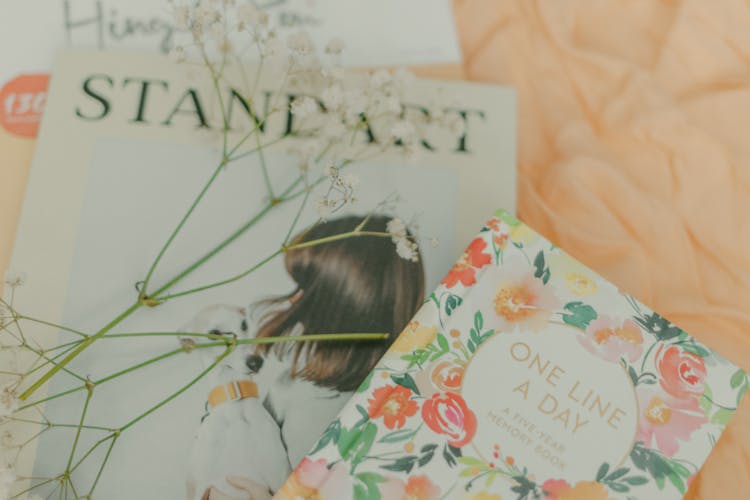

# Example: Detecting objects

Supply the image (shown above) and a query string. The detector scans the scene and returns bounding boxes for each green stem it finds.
[140,159,226,296]
[154,248,282,301]
[87,434,118,498]
[70,434,114,473]
[9,417,112,432]
[65,385,93,471]
[286,230,392,251]
[19,302,141,401]
[17,333,387,411]
[120,345,232,432]
[17,315,89,338]
[9,476,60,499]
[254,131,275,199]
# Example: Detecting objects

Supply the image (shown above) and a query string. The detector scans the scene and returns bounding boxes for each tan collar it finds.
[207,380,258,408]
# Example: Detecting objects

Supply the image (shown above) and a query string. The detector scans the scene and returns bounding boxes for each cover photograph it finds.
[2,50,515,499]
[276,210,749,500]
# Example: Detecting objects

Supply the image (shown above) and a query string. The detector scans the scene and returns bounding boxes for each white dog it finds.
[184,304,291,500]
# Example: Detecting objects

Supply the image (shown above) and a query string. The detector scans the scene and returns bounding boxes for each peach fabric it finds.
[452,0,750,497]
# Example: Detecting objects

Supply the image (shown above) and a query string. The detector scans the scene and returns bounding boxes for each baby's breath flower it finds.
[395,239,419,262]
[386,218,407,239]
[168,45,187,63]
[171,4,190,31]
[316,198,335,220]
[343,90,367,124]
[320,117,347,140]
[393,67,416,88]
[237,4,268,28]
[179,337,197,352]
[3,271,26,289]
[195,4,220,25]
[208,21,225,41]
[370,69,392,89]
[321,85,344,112]
[429,237,441,248]
[338,173,360,190]
[287,31,314,56]
[0,431,14,451]
[291,97,319,119]
[391,120,417,143]
[0,382,19,420]
[323,162,338,179]
[325,38,346,55]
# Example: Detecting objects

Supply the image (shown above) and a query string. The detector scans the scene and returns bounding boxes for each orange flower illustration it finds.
[380,474,441,500]
[276,458,351,500]
[441,237,492,288]
[430,361,464,393]
[368,385,418,430]
[391,320,438,353]
[558,481,612,500]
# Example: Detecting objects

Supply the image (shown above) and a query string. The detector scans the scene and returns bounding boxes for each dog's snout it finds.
[245,354,264,373]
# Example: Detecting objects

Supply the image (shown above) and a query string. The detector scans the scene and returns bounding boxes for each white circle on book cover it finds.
[462,325,638,482]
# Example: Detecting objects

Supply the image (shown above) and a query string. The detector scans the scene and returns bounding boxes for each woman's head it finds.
[255,214,425,392]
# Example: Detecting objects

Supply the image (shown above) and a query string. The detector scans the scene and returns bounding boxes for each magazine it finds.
[277,209,749,500]
[5,50,515,499]
[0,0,463,297]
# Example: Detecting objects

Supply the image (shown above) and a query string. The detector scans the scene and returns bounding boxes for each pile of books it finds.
[1,2,745,499]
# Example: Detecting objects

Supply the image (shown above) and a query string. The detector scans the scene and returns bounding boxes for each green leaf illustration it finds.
[533,251,546,278]
[354,472,385,500]
[356,370,374,393]
[710,408,734,426]
[562,301,598,330]
[730,369,746,389]
[634,312,683,341]
[381,455,418,473]
[310,419,341,455]
[495,209,521,227]
[445,294,463,317]
[474,311,484,331]
[378,427,419,444]
[391,373,420,396]
[596,463,610,482]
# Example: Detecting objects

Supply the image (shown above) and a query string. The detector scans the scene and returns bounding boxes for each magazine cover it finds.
[278,209,749,500]
[2,50,515,499]
[0,0,463,298]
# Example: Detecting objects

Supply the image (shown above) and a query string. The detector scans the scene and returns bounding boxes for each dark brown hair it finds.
[254,214,425,392]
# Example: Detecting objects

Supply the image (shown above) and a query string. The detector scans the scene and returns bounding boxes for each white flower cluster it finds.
[386,218,419,262]
[169,0,278,62]
[0,383,18,423]
[316,162,360,220]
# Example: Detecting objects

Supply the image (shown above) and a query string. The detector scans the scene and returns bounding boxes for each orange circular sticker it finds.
[0,73,50,138]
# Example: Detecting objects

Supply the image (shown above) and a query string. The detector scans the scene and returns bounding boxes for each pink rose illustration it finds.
[422,392,477,447]
[655,344,707,399]
[578,316,643,363]
[635,388,706,457]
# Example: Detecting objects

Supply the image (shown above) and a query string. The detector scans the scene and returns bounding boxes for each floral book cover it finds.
[2,50,515,499]
[274,209,749,500]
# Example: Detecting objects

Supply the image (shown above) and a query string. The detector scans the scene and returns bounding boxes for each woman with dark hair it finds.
[198,214,425,500]
[255,214,425,468]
